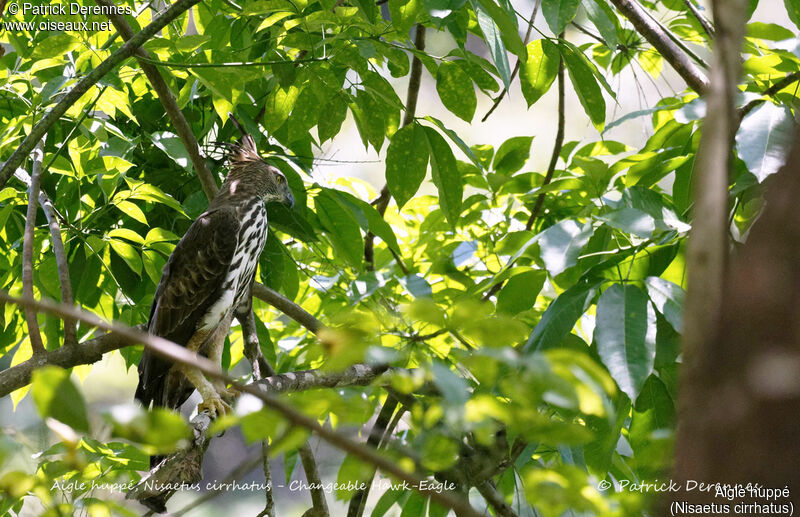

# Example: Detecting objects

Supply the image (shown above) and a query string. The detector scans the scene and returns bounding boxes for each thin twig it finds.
[96,0,219,201]
[347,396,399,517]
[476,481,519,517]
[683,0,714,38]
[481,0,542,122]
[256,441,275,517]
[0,291,482,517]
[526,48,565,231]
[14,169,77,347]
[171,454,265,516]
[607,0,708,93]
[252,282,323,334]
[22,142,46,356]
[0,0,203,190]
[299,442,330,516]
[739,71,800,121]
[364,24,426,270]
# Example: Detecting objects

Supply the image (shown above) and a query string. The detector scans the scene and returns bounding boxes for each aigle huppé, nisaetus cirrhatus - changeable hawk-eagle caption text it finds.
[134,133,293,423]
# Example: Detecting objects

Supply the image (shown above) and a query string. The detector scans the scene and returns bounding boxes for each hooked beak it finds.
[283,190,295,209]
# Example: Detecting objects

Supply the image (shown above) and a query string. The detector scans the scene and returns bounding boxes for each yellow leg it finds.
[183,314,234,417]
[181,364,231,417]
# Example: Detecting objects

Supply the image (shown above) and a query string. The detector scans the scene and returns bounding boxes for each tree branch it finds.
[13,169,77,348]
[476,481,519,517]
[607,0,709,94]
[0,329,139,397]
[364,24,426,270]
[347,396,399,517]
[22,142,46,356]
[0,294,482,516]
[95,0,219,202]
[481,0,541,122]
[252,282,323,334]
[0,0,203,190]
[683,0,714,38]
[299,442,330,517]
[526,42,565,232]
[739,71,800,121]
[672,0,748,492]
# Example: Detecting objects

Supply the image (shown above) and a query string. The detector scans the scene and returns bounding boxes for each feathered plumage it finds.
[135,134,294,427]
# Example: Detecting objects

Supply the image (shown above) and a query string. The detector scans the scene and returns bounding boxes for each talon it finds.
[197,396,231,417]
[213,383,240,402]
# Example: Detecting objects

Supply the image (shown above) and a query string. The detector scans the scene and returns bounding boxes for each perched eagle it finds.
[135,135,294,420]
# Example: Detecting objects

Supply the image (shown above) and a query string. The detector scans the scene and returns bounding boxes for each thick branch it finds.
[607,0,708,93]
[671,0,748,498]
[22,143,46,356]
[0,329,138,397]
[95,0,219,201]
[0,293,481,516]
[0,0,203,189]
[252,282,322,334]
[14,169,77,347]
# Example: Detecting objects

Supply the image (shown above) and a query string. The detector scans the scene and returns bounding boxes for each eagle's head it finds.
[227,135,294,208]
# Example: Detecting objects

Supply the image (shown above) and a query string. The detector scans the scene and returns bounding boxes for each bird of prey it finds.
[135,135,294,419]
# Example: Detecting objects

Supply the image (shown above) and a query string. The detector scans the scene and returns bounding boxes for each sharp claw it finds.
[197,396,231,417]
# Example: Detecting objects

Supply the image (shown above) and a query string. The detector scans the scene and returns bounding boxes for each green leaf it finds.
[497,269,546,314]
[594,284,656,401]
[539,219,594,277]
[353,0,378,21]
[31,34,79,59]
[735,102,794,182]
[422,116,484,169]
[471,0,513,89]
[316,190,364,268]
[597,208,655,238]
[561,45,606,129]
[472,0,526,57]
[400,491,427,517]
[628,375,675,475]
[150,131,191,171]
[318,94,348,143]
[645,276,684,332]
[386,123,429,209]
[109,406,192,452]
[336,454,374,501]
[520,39,560,107]
[436,61,477,122]
[524,281,598,352]
[32,366,89,433]
[331,190,402,255]
[581,0,618,47]
[372,488,405,517]
[431,362,469,404]
[542,0,580,34]
[115,201,147,225]
[109,239,143,276]
[785,0,800,28]
[264,85,300,133]
[493,136,534,174]
[423,126,463,228]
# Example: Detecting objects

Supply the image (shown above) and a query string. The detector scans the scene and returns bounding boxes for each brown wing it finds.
[135,206,240,408]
